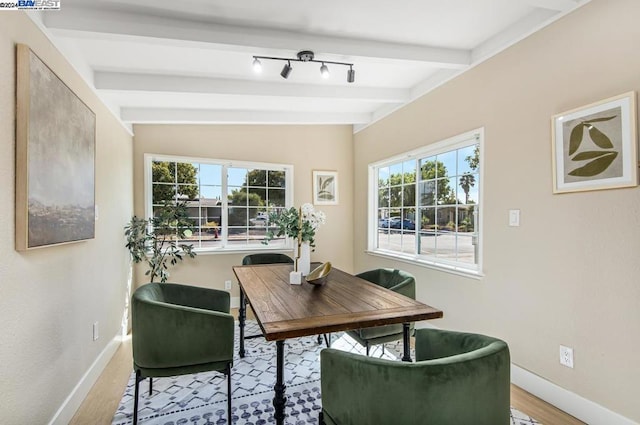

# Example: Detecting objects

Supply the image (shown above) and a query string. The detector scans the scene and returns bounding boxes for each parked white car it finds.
[250,212,269,226]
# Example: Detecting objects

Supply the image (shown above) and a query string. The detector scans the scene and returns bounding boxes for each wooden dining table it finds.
[232,263,443,425]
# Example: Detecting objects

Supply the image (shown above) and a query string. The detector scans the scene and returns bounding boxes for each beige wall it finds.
[132,124,354,295]
[354,0,640,421]
[0,13,133,424]
[2,1,638,422]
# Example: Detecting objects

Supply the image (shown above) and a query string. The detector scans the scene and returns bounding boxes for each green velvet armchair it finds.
[242,253,294,265]
[320,328,511,425]
[347,268,415,355]
[131,283,234,425]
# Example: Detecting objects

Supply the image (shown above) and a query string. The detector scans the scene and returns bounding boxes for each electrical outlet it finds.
[93,322,99,341]
[224,280,232,290]
[559,345,574,368]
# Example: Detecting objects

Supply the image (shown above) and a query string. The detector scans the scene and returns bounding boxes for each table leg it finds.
[239,287,246,358]
[402,322,412,362]
[273,340,287,425]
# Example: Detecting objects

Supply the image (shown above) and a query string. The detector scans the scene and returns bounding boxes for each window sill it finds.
[365,250,483,280]
[193,246,294,256]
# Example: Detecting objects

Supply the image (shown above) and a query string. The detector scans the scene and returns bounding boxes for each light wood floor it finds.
[70,311,585,425]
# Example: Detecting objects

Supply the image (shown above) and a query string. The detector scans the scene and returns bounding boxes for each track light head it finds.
[252,57,262,73]
[320,63,330,79]
[347,67,355,83]
[280,61,292,79]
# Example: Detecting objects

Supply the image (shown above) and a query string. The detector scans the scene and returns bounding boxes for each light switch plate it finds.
[509,209,520,227]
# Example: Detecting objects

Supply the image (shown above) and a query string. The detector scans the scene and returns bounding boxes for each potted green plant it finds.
[124,201,197,283]
[264,203,325,276]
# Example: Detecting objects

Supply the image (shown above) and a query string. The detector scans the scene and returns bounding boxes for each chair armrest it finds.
[387,278,415,299]
[133,298,234,369]
[161,283,230,313]
[321,349,422,424]
[321,345,510,425]
[415,328,507,361]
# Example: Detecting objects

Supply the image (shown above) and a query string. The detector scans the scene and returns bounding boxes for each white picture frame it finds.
[313,170,338,205]
[552,91,637,194]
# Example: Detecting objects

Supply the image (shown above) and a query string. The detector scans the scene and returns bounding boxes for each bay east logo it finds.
[17,0,60,9]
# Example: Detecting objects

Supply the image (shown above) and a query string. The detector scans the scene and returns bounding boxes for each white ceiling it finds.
[35,0,589,131]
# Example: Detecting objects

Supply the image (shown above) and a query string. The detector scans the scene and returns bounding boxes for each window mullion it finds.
[221,164,229,247]
[415,158,420,258]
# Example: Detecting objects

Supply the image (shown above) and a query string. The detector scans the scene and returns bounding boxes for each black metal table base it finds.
[238,288,412,424]
[402,322,412,362]
[244,334,263,340]
[239,288,247,357]
[239,287,287,424]
[273,340,287,425]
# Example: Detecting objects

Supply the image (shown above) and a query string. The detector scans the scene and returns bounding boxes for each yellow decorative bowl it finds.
[306,262,332,285]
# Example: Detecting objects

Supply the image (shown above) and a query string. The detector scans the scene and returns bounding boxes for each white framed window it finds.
[368,128,483,275]
[144,154,293,252]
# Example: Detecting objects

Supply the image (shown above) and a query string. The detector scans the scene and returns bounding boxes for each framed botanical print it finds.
[552,91,637,193]
[313,170,338,205]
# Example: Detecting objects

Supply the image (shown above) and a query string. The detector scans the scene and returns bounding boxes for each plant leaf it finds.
[588,125,614,149]
[569,123,584,155]
[320,177,333,191]
[568,151,617,177]
[583,116,616,123]
[571,151,611,161]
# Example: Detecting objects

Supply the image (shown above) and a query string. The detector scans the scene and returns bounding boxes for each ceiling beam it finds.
[523,0,579,12]
[44,7,471,68]
[471,7,558,63]
[121,108,371,125]
[94,72,409,103]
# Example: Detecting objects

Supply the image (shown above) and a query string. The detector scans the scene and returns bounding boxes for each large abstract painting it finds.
[16,44,96,250]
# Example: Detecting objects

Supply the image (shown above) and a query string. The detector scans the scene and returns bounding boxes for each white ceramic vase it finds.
[295,241,311,276]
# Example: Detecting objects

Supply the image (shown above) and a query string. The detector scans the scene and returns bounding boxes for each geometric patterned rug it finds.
[112,321,541,424]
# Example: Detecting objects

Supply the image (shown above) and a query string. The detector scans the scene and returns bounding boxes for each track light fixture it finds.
[252,50,355,83]
[280,61,292,79]
[252,57,262,73]
[320,62,329,79]
[347,66,355,83]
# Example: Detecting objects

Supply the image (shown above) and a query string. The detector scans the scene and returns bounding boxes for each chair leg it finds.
[226,363,232,424]
[317,334,322,344]
[133,369,141,425]
[148,377,153,396]
[365,342,370,356]
[319,410,325,425]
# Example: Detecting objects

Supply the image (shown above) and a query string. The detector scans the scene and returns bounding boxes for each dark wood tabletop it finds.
[232,263,443,341]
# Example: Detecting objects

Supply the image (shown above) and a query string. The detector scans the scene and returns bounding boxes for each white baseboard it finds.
[48,334,123,425]
[511,364,637,425]
[231,296,240,309]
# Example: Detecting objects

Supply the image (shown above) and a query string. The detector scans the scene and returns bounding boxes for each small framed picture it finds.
[313,170,338,205]
[551,91,637,194]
